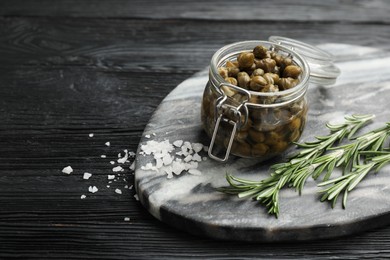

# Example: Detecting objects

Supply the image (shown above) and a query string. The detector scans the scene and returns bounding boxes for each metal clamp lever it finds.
[208,82,251,162]
[208,114,238,162]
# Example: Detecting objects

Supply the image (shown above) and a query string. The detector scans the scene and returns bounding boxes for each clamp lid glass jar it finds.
[201,36,340,162]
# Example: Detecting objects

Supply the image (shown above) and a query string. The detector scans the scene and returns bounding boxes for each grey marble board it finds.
[135,44,390,242]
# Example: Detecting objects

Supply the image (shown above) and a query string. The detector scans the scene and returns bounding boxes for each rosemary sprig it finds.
[219,114,375,217]
[292,121,390,191]
[318,127,390,209]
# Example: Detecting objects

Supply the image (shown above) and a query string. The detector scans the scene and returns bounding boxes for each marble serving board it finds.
[135,44,390,242]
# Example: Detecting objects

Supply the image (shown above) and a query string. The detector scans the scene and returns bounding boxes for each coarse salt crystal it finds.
[192,153,202,162]
[145,134,151,138]
[88,186,98,193]
[183,141,192,150]
[172,161,185,175]
[62,166,73,174]
[124,217,130,221]
[105,142,110,147]
[139,137,206,179]
[101,155,106,158]
[117,153,128,164]
[141,162,157,171]
[186,161,198,170]
[129,151,136,157]
[89,133,94,137]
[184,155,192,162]
[129,185,133,189]
[140,140,174,156]
[115,188,122,194]
[155,158,163,168]
[162,154,173,165]
[173,140,183,147]
[112,166,123,172]
[83,172,92,180]
[134,194,139,201]
[110,161,115,165]
[108,175,115,180]
[80,194,86,199]
[107,185,110,188]
[192,143,203,153]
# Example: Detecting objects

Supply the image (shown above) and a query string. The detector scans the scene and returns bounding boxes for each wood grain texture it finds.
[1,17,390,72]
[1,0,390,23]
[1,0,390,258]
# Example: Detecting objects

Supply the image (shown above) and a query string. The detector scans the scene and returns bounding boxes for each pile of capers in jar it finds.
[218,45,302,94]
[201,44,308,159]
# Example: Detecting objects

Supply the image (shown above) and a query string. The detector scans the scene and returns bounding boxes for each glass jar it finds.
[201,36,340,162]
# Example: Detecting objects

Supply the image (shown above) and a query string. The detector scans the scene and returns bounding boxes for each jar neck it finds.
[209,40,310,107]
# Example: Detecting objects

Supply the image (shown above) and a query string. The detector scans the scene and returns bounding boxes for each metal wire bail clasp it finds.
[208,83,251,162]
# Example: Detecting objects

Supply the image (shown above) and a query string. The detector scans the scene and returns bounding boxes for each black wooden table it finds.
[1,1,390,259]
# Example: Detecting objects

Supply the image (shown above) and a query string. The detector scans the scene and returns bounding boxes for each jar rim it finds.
[209,40,310,98]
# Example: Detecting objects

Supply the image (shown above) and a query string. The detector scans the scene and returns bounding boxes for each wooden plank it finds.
[0,0,390,23]
[1,17,390,72]
[0,66,189,131]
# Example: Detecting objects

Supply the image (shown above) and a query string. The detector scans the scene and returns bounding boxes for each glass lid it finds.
[269,36,341,85]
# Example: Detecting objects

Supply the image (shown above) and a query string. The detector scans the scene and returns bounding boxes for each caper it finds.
[272,141,289,153]
[226,61,240,77]
[278,77,299,90]
[252,120,275,132]
[249,76,267,91]
[260,84,279,93]
[244,63,257,75]
[221,85,236,97]
[248,129,265,143]
[289,129,301,142]
[249,107,266,122]
[236,130,248,141]
[230,140,251,156]
[273,54,284,66]
[249,95,259,104]
[255,58,276,73]
[218,67,228,78]
[252,143,269,156]
[265,131,283,145]
[226,60,236,68]
[283,65,302,78]
[289,101,304,114]
[225,77,238,86]
[251,68,265,77]
[240,117,252,132]
[237,71,251,89]
[237,52,254,69]
[282,57,293,67]
[263,73,279,85]
[253,45,268,59]
[232,93,247,103]
[289,117,301,131]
